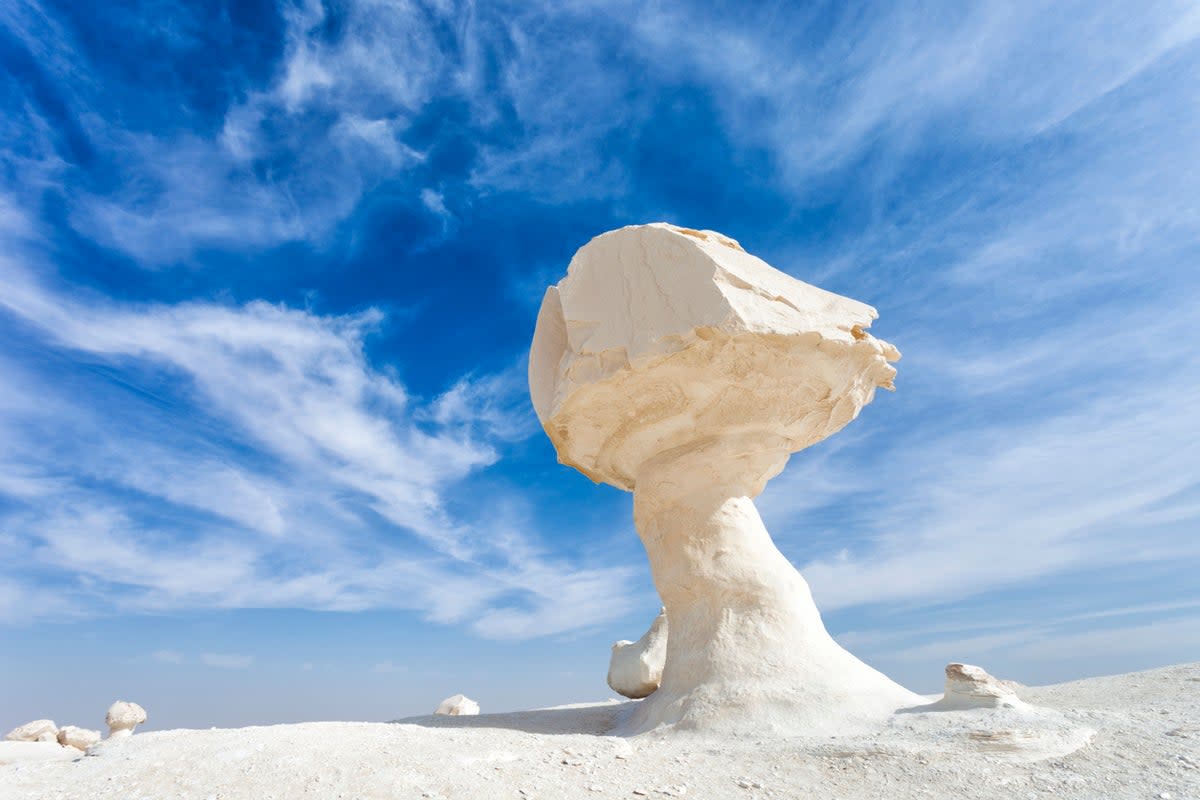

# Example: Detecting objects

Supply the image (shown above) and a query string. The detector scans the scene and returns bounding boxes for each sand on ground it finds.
[2,663,1197,800]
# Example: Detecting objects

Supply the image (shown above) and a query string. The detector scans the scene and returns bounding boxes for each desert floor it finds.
[2,663,1197,800]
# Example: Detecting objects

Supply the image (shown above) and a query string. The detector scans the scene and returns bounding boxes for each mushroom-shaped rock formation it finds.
[5,719,58,743]
[105,701,146,739]
[434,694,480,716]
[530,223,920,735]
[608,608,668,699]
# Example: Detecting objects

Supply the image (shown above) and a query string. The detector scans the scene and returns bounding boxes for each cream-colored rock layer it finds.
[105,702,146,739]
[5,720,57,743]
[57,726,102,751]
[530,224,915,735]
[607,608,668,699]
[530,223,898,490]
[937,663,1028,710]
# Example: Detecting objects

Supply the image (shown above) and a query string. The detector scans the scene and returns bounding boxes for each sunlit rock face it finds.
[57,726,102,751]
[5,720,58,743]
[530,223,899,492]
[530,224,917,736]
[938,663,1028,710]
[105,701,147,740]
[607,608,668,699]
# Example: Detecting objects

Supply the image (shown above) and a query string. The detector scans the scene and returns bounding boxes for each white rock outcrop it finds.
[608,608,668,699]
[105,701,147,739]
[57,725,102,751]
[434,694,480,716]
[898,662,1093,760]
[936,663,1027,710]
[5,719,58,743]
[530,223,919,735]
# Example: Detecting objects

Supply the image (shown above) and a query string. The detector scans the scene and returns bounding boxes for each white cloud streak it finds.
[0,214,634,636]
[202,653,255,670]
[2,0,1197,665]
[152,650,185,665]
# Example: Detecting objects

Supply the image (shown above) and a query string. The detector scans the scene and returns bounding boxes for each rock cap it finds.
[105,701,147,738]
[529,223,899,490]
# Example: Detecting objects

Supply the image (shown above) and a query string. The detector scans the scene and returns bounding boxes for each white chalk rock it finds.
[937,663,1027,710]
[896,663,1093,761]
[434,694,480,716]
[4,719,57,743]
[57,725,102,751]
[531,224,918,736]
[529,223,900,491]
[608,608,668,699]
[0,741,79,765]
[105,701,147,739]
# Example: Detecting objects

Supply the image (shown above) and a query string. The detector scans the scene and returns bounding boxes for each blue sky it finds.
[1,0,1198,731]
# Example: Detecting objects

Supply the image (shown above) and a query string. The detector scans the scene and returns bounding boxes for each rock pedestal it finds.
[530,223,918,735]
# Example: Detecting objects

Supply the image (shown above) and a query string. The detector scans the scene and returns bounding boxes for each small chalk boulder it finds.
[57,725,102,751]
[434,694,480,716]
[938,663,1026,710]
[105,701,147,739]
[607,608,668,699]
[5,719,58,743]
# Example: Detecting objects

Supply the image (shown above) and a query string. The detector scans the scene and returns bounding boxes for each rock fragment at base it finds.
[608,608,667,699]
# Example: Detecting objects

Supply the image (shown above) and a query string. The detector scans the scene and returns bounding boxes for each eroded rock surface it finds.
[530,223,899,492]
[607,608,668,699]
[106,701,147,739]
[4,719,57,743]
[938,663,1026,710]
[58,725,102,751]
[530,224,916,736]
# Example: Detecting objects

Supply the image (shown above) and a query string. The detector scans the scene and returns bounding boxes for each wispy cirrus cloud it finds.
[778,375,1200,613]
[151,650,185,665]
[632,1,1200,189]
[0,0,658,264]
[201,653,255,670]
[703,0,1197,600]
[0,204,635,636]
[1,0,1197,676]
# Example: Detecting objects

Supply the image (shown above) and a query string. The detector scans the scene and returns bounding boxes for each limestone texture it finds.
[530,223,917,735]
[105,701,146,739]
[937,663,1027,710]
[607,608,668,699]
[4,720,57,743]
[57,726,102,751]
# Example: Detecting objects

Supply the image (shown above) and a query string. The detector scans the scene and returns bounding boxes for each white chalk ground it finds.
[2,663,1196,800]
